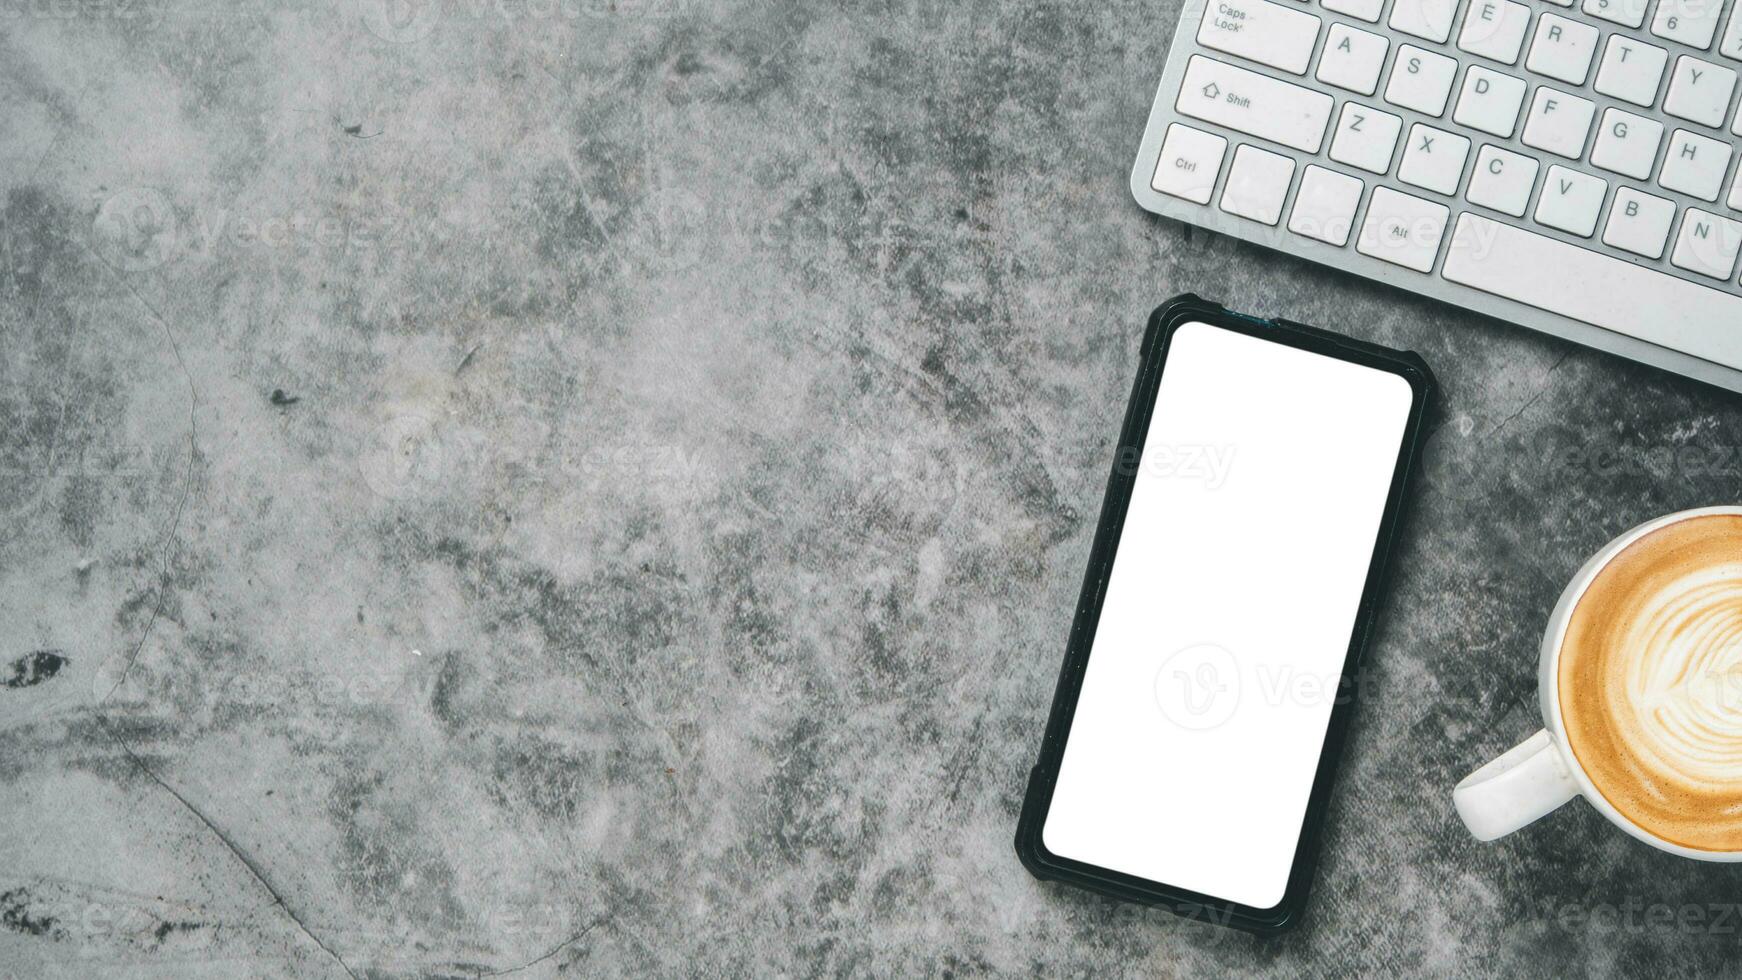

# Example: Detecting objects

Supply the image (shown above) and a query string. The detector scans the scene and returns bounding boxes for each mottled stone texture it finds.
[3,0,1741,976]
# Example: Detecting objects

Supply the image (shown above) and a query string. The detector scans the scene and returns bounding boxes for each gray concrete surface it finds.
[5,0,1742,976]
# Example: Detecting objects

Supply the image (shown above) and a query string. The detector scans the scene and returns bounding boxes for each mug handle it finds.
[1453,730,1581,841]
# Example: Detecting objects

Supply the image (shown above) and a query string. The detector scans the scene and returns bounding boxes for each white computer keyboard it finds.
[1131,0,1742,392]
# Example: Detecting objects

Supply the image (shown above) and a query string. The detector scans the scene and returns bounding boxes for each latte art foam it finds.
[1560,515,1742,852]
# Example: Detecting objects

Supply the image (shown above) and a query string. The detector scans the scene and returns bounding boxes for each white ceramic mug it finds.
[1452,505,1742,861]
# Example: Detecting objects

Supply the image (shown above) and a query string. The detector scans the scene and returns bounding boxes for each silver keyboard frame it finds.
[1131,0,1742,394]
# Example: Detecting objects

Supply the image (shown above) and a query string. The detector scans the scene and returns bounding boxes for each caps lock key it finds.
[1196,0,1323,75]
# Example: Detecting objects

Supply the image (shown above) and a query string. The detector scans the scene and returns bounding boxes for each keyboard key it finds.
[1535,165,1608,236]
[1664,56,1737,126]
[1458,0,1532,64]
[1317,24,1391,94]
[1658,129,1733,201]
[1671,208,1742,279]
[1590,108,1663,179]
[1176,56,1336,152]
[1652,0,1725,49]
[1322,0,1385,22]
[1467,144,1540,216]
[1522,87,1596,158]
[1385,45,1460,115]
[1723,5,1742,59]
[1731,166,1742,210]
[1198,0,1323,75]
[1220,144,1298,224]
[1527,14,1600,84]
[1442,214,1742,371]
[1152,123,1228,203]
[1582,0,1649,28]
[1289,165,1365,245]
[1398,123,1472,194]
[1602,187,1677,258]
[1329,102,1404,173]
[1453,66,1528,136]
[1389,0,1461,43]
[1358,187,1450,271]
[1594,35,1669,106]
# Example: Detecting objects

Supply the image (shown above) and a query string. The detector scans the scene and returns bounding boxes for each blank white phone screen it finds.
[1041,321,1414,910]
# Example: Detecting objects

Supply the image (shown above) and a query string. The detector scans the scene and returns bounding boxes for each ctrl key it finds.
[1151,123,1228,204]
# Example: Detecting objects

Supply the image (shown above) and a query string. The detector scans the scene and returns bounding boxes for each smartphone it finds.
[1014,295,1434,934]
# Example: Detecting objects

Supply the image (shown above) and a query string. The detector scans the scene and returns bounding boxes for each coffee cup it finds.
[1453,506,1742,860]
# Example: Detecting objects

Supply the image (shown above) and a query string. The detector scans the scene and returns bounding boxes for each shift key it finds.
[1176,56,1335,153]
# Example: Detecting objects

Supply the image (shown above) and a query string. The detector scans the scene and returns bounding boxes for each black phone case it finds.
[1013,294,1436,935]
